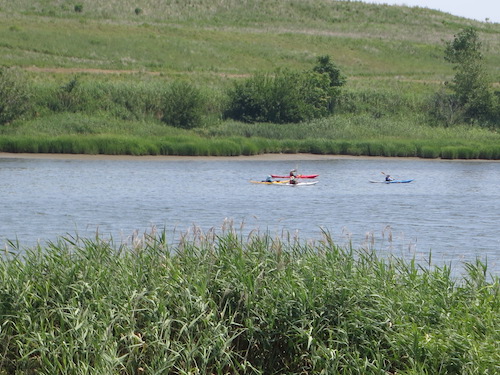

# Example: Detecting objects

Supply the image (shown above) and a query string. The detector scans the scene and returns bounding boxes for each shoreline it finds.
[0,152,497,162]
[0,152,406,162]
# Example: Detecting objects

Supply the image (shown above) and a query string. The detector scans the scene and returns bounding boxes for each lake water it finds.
[1,154,499,277]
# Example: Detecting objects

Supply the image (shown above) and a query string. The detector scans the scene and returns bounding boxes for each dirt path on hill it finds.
[24,66,248,78]
[24,66,499,86]
[24,66,445,83]
[25,66,160,75]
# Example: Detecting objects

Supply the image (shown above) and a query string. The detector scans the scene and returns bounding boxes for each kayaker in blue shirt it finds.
[265,175,273,182]
[385,175,394,181]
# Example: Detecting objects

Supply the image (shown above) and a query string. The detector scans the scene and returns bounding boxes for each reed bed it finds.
[0,228,498,374]
[1,133,499,159]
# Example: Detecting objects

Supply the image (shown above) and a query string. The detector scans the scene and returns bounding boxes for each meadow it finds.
[1,228,498,374]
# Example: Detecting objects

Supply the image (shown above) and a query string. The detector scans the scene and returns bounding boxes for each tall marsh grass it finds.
[0,134,269,156]
[2,124,499,158]
[200,115,500,159]
[1,228,498,374]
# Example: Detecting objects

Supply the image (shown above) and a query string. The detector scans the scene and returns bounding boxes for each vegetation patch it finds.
[0,229,498,374]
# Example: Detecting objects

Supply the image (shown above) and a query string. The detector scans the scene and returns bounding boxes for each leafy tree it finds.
[0,67,32,125]
[312,55,346,113]
[225,56,345,124]
[444,27,494,123]
[312,55,346,88]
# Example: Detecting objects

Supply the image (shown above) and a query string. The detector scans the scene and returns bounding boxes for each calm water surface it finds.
[1,155,499,276]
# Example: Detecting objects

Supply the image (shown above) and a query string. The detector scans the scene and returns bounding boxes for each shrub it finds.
[160,81,205,129]
[101,81,163,121]
[74,4,83,13]
[426,89,464,126]
[224,73,271,123]
[0,67,32,125]
[54,77,84,112]
[42,79,164,121]
[225,68,337,124]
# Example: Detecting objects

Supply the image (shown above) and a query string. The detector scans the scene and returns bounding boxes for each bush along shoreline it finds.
[0,229,498,374]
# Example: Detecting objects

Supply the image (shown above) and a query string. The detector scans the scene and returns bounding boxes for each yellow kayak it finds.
[250,180,290,185]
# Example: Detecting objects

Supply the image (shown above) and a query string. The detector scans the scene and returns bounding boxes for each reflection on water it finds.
[1,155,499,276]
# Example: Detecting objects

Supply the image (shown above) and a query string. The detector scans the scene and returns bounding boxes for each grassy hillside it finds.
[1,0,499,83]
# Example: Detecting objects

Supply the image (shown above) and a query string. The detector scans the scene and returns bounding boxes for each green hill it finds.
[1,0,499,83]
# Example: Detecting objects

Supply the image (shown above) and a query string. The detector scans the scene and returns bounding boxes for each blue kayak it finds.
[370,179,414,184]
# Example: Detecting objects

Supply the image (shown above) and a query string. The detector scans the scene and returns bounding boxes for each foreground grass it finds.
[1,229,498,374]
